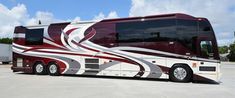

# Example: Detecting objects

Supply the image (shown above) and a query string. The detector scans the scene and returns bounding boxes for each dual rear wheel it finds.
[33,62,60,76]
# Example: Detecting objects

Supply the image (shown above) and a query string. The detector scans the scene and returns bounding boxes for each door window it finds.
[200,41,214,58]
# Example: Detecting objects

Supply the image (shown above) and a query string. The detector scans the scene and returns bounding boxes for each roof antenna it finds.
[38,20,41,25]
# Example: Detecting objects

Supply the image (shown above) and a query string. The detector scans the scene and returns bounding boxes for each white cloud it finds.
[66,16,82,24]
[1,4,63,37]
[25,11,62,25]
[93,12,105,21]
[130,0,235,46]
[0,3,28,38]
[72,16,81,22]
[0,4,120,38]
[93,11,119,21]
[0,3,64,38]
[107,11,119,19]
[0,3,120,38]
[67,16,81,23]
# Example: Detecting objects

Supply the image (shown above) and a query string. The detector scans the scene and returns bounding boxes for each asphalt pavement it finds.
[0,62,234,98]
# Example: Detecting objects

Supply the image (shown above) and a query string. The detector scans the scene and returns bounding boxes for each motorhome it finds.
[11,13,221,83]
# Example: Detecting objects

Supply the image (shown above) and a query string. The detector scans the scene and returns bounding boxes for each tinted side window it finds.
[177,19,197,31]
[85,22,117,47]
[26,29,44,45]
[144,19,177,42]
[198,20,214,36]
[116,21,145,43]
[177,19,198,53]
[116,19,177,43]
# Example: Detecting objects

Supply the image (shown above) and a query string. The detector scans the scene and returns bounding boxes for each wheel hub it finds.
[173,67,187,80]
[36,64,43,73]
[49,64,57,74]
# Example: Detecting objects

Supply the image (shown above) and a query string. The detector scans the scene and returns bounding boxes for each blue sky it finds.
[0,0,235,46]
[1,0,131,20]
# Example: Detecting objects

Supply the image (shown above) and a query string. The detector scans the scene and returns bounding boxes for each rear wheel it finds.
[169,64,192,82]
[48,63,60,76]
[34,62,46,75]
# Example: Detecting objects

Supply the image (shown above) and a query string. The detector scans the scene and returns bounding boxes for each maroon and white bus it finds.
[12,13,221,83]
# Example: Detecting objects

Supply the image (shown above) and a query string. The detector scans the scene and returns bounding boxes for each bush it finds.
[218,46,229,54]
[227,42,235,61]
[0,38,12,44]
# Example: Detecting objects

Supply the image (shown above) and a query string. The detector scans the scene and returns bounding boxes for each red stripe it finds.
[43,37,54,42]
[43,37,66,49]
[30,49,135,65]
[23,47,42,53]
[66,28,78,35]
[79,28,96,43]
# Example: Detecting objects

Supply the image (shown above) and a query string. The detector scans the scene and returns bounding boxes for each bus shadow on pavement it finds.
[62,74,220,85]
[16,73,220,85]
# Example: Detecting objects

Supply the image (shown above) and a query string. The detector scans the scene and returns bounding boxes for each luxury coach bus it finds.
[12,13,221,83]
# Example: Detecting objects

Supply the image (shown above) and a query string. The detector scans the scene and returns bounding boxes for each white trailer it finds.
[0,44,12,64]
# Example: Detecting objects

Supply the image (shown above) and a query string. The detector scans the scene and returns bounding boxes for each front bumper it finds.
[11,66,33,73]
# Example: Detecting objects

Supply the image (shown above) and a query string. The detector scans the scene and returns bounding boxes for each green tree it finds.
[218,46,229,54]
[227,42,235,61]
[0,38,12,44]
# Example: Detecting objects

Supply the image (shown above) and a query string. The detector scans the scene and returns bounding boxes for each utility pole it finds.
[234,31,235,43]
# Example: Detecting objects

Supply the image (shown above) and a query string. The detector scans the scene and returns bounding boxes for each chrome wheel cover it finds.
[49,64,57,74]
[173,67,187,80]
[35,64,43,73]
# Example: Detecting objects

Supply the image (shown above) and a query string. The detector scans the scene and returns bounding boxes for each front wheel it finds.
[48,63,60,76]
[169,64,192,82]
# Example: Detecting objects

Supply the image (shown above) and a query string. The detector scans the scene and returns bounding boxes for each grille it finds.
[85,58,99,71]
[199,66,216,71]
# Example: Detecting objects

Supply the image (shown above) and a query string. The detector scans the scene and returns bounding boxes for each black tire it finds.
[2,62,10,64]
[33,62,47,75]
[169,64,192,82]
[47,63,60,76]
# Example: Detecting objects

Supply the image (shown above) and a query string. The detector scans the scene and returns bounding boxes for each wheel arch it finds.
[47,61,57,65]
[170,63,193,73]
[32,61,44,69]
[32,60,45,67]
